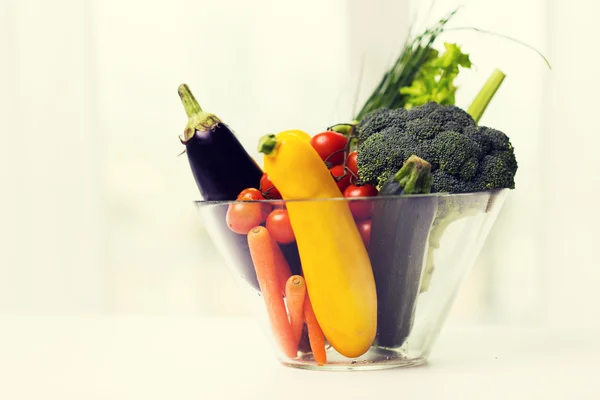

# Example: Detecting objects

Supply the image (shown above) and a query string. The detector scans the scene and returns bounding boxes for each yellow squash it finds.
[258,130,377,358]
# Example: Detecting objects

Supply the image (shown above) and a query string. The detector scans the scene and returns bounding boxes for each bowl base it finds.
[281,347,428,371]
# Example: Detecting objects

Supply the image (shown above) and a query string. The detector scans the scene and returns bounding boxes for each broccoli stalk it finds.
[420,198,484,292]
[379,155,433,196]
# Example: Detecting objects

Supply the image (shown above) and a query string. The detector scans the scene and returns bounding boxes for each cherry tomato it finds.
[330,165,351,192]
[343,184,378,220]
[346,151,359,177]
[356,219,372,247]
[237,188,264,201]
[237,187,272,222]
[310,131,348,166]
[226,202,263,235]
[266,209,295,244]
[260,173,282,199]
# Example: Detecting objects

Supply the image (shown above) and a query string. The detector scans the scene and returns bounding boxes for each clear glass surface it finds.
[196,189,508,371]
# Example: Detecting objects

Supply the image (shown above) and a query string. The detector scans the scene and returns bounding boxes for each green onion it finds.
[354,9,459,121]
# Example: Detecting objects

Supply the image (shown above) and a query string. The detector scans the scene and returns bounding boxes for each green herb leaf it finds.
[399,42,472,109]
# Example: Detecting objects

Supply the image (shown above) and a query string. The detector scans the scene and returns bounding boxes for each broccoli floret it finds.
[356,108,407,142]
[357,132,392,184]
[427,104,476,131]
[404,118,440,140]
[357,127,424,187]
[356,102,517,193]
[474,153,518,190]
[431,171,474,193]
[431,131,482,180]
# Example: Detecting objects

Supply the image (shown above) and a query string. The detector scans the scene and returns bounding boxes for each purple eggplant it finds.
[178,84,263,201]
[369,155,437,348]
[178,84,263,290]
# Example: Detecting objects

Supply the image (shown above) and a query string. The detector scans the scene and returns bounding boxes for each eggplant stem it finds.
[177,84,221,143]
[178,84,203,117]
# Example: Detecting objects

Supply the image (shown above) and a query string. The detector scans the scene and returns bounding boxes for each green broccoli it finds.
[356,67,517,193]
[356,69,517,293]
[356,102,517,193]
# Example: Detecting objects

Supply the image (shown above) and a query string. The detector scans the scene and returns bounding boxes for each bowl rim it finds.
[193,188,509,207]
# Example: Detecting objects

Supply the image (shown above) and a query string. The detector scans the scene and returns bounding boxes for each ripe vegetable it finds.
[260,173,282,199]
[343,184,378,220]
[237,188,272,222]
[356,101,517,191]
[178,84,263,291]
[266,209,295,244]
[247,227,297,358]
[304,295,327,366]
[346,151,359,177]
[237,188,262,200]
[399,42,472,109]
[285,275,307,351]
[310,130,348,166]
[177,84,263,200]
[329,165,351,192]
[226,202,262,235]
[369,155,436,348]
[258,130,377,358]
[356,219,372,247]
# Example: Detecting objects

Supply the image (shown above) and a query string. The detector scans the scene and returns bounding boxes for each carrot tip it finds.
[288,275,304,287]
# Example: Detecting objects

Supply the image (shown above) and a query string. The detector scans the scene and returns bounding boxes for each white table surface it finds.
[0,316,598,400]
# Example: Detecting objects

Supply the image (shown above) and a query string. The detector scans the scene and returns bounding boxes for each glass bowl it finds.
[195,189,508,371]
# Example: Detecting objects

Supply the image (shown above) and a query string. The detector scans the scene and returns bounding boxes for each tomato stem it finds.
[262,186,277,199]
[324,148,346,168]
[323,122,361,186]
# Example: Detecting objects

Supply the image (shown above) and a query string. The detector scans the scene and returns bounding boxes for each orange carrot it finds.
[303,295,327,365]
[247,226,296,358]
[272,239,292,295]
[285,275,306,350]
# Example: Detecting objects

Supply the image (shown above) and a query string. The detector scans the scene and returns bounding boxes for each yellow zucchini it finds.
[258,131,377,358]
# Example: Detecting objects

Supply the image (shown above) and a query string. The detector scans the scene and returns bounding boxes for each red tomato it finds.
[356,219,372,247]
[343,184,378,220]
[237,187,272,222]
[226,202,263,234]
[260,173,282,199]
[266,209,295,244]
[330,165,351,192]
[237,188,264,201]
[310,131,348,166]
[346,151,359,177]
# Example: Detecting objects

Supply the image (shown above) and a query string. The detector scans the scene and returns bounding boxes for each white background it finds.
[0,0,598,329]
